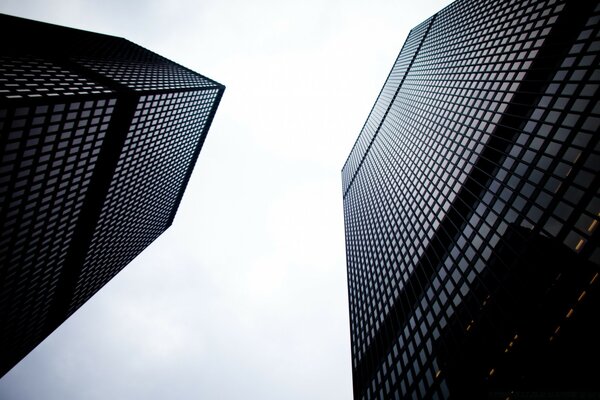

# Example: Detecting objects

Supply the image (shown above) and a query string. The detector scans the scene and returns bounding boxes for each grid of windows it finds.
[70,89,220,313]
[342,17,433,194]
[77,57,217,91]
[347,0,560,365]
[343,0,599,398]
[71,37,217,91]
[72,38,217,92]
[0,56,112,99]
[0,99,114,360]
[0,13,224,377]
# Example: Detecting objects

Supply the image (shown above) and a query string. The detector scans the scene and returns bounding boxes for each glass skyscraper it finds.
[0,14,224,377]
[342,0,599,398]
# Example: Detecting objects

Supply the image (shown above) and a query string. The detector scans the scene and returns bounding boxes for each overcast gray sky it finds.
[0,1,451,399]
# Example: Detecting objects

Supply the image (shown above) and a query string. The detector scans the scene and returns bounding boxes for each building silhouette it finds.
[342,0,599,398]
[0,14,224,377]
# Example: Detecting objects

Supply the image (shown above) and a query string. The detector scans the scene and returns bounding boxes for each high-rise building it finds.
[0,14,224,377]
[342,0,599,398]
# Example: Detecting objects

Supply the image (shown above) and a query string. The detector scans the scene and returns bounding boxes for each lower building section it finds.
[438,226,599,398]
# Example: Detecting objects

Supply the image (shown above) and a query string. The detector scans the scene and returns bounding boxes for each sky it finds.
[0,1,451,399]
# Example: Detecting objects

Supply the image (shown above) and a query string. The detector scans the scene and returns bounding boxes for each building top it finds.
[0,13,224,100]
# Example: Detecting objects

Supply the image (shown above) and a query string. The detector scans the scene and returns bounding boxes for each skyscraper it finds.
[342,0,599,398]
[0,14,224,377]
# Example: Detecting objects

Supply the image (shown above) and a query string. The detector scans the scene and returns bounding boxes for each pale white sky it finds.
[0,1,451,399]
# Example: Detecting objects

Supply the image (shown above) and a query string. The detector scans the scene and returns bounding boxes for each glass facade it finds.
[342,0,599,398]
[0,14,224,377]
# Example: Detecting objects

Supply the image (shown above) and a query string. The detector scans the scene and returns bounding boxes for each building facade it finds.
[0,14,224,377]
[342,0,599,398]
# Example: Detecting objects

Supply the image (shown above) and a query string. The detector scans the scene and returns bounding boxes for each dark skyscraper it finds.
[342,0,599,398]
[0,14,224,377]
